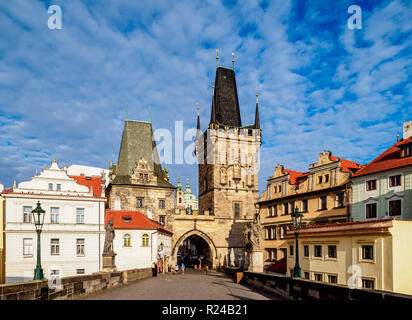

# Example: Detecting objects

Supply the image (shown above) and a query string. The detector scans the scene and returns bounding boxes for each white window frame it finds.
[76,208,85,224]
[50,207,60,224]
[23,238,33,257]
[76,238,85,256]
[364,199,378,220]
[387,195,402,218]
[23,206,33,223]
[388,173,403,190]
[365,177,378,193]
[51,239,60,255]
[358,242,376,264]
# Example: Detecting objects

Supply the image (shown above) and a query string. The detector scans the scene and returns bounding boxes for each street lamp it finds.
[31,201,46,280]
[291,206,303,278]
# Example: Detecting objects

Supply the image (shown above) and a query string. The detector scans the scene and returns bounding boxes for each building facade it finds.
[171,65,261,268]
[285,219,412,295]
[106,120,175,231]
[258,151,363,268]
[351,121,412,221]
[1,160,106,282]
[106,210,172,272]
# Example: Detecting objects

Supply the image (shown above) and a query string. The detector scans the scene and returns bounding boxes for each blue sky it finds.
[0,0,411,196]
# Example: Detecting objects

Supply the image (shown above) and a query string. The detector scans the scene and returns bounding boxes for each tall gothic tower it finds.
[194,65,262,261]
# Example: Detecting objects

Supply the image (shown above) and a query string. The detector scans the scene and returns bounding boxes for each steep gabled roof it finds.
[284,169,306,185]
[105,210,173,234]
[330,156,364,174]
[353,136,412,177]
[210,67,242,127]
[112,120,174,188]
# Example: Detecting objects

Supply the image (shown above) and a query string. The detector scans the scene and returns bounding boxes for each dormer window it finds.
[85,176,91,180]
[122,216,131,223]
[400,144,412,157]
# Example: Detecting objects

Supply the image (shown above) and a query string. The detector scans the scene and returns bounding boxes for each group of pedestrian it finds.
[173,262,185,274]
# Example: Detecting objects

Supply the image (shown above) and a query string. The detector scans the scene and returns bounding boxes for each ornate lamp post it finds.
[32,201,46,280]
[291,206,303,278]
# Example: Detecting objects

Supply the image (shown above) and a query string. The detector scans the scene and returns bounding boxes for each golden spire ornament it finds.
[196,102,200,115]
[232,52,235,70]
[256,90,259,103]
[216,49,219,67]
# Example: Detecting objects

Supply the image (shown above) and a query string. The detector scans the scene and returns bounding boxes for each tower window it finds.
[234,203,240,218]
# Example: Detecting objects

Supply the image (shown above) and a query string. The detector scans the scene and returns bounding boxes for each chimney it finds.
[403,121,412,139]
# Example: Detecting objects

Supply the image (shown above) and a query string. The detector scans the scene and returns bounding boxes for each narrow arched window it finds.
[124,234,131,247]
[142,234,149,246]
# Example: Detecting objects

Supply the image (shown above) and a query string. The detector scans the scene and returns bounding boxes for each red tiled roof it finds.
[69,175,102,197]
[353,136,412,177]
[330,156,364,174]
[105,210,173,234]
[284,169,306,185]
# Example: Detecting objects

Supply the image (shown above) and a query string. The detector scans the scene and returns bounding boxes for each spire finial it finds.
[232,52,235,70]
[216,49,219,67]
[256,90,259,103]
[196,102,199,116]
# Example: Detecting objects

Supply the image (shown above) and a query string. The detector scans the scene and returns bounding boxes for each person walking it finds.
[151,262,156,277]
[154,263,158,277]
[181,263,185,275]
[174,263,179,274]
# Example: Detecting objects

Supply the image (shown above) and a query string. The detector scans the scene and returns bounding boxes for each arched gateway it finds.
[172,229,217,269]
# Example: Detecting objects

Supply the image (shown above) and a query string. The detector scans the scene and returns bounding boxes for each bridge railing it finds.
[224,269,412,301]
[0,268,151,300]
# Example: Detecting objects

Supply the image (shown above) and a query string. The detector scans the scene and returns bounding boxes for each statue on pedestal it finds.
[103,217,117,272]
[244,212,261,250]
[243,211,263,272]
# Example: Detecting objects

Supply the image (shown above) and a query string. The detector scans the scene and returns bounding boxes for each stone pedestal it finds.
[247,250,263,273]
[102,251,117,272]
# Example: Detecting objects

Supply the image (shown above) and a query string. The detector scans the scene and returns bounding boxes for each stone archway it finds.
[172,229,217,269]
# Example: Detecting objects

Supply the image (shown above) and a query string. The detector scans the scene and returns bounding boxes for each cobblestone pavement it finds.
[80,269,281,300]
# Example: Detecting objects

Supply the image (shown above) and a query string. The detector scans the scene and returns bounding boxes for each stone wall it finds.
[0,268,151,300]
[225,270,412,301]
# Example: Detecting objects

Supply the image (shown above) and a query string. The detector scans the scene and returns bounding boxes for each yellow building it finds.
[0,193,4,284]
[285,219,412,295]
[258,151,363,268]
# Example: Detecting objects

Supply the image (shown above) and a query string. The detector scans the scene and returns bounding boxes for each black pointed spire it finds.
[254,92,260,129]
[210,67,241,127]
[197,103,200,130]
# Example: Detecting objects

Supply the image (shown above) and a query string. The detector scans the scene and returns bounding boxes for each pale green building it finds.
[351,122,412,221]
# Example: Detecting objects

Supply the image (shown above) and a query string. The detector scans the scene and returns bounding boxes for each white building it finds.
[1,159,106,283]
[106,210,172,272]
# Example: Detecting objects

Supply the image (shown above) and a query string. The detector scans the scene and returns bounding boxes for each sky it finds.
[0,0,411,196]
